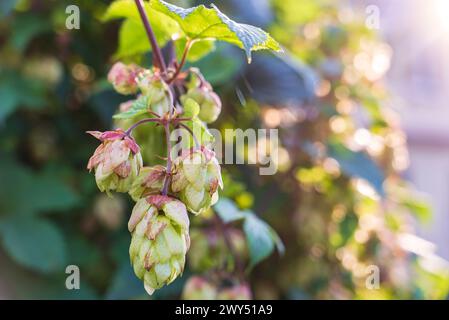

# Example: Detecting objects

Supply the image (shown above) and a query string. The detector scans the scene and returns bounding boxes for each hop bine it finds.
[128,195,190,295]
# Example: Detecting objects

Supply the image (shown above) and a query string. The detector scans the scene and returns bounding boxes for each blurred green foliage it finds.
[0,0,448,300]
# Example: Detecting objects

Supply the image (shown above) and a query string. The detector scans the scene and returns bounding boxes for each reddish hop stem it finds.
[162,122,172,195]
[134,0,167,73]
[167,39,193,84]
[125,118,161,135]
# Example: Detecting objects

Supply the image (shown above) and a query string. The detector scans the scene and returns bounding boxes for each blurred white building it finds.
[353,0,449,259]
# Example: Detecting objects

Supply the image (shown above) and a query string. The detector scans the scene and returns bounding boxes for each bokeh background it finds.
[1,0,449,299]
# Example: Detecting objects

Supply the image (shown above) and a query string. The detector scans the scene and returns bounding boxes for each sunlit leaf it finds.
[150,0,282,62]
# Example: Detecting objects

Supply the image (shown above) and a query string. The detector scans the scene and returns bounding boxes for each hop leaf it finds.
[150,0,282,63]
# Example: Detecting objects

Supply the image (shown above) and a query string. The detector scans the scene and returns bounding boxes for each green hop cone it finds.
[182,276,218,300]
[171,147,223,215]
[137,71,171,115]
[129,166,166,202]
[128,195,190,295]
[181,87,222,124]
[87,130,142,195]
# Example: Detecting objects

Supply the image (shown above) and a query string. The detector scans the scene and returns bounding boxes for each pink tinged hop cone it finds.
[87,129,142,195]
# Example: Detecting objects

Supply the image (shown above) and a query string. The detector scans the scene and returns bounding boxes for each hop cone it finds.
[87,130,142,195]
[171,147,223,215]
[182,69,222,124]
[129,166,166,202]
[181,87,221,124]
[137,71,171,115]
[128,195,190,295]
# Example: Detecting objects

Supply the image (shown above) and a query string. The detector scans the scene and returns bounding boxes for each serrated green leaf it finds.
[214,198,246,223]
[0,216,67,273]
[243,212,284,268]
[150,0,282,62]
[113,96,150,120]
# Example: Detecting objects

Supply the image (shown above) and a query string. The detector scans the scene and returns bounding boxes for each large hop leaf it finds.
[150,0,282,62]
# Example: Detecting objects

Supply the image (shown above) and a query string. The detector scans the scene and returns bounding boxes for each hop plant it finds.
[172,147,223,215]
[107,62,142,95]
[87,129,142,195]
[88,0,282,297]
[129,165,166,201]
[128,195,190,295]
